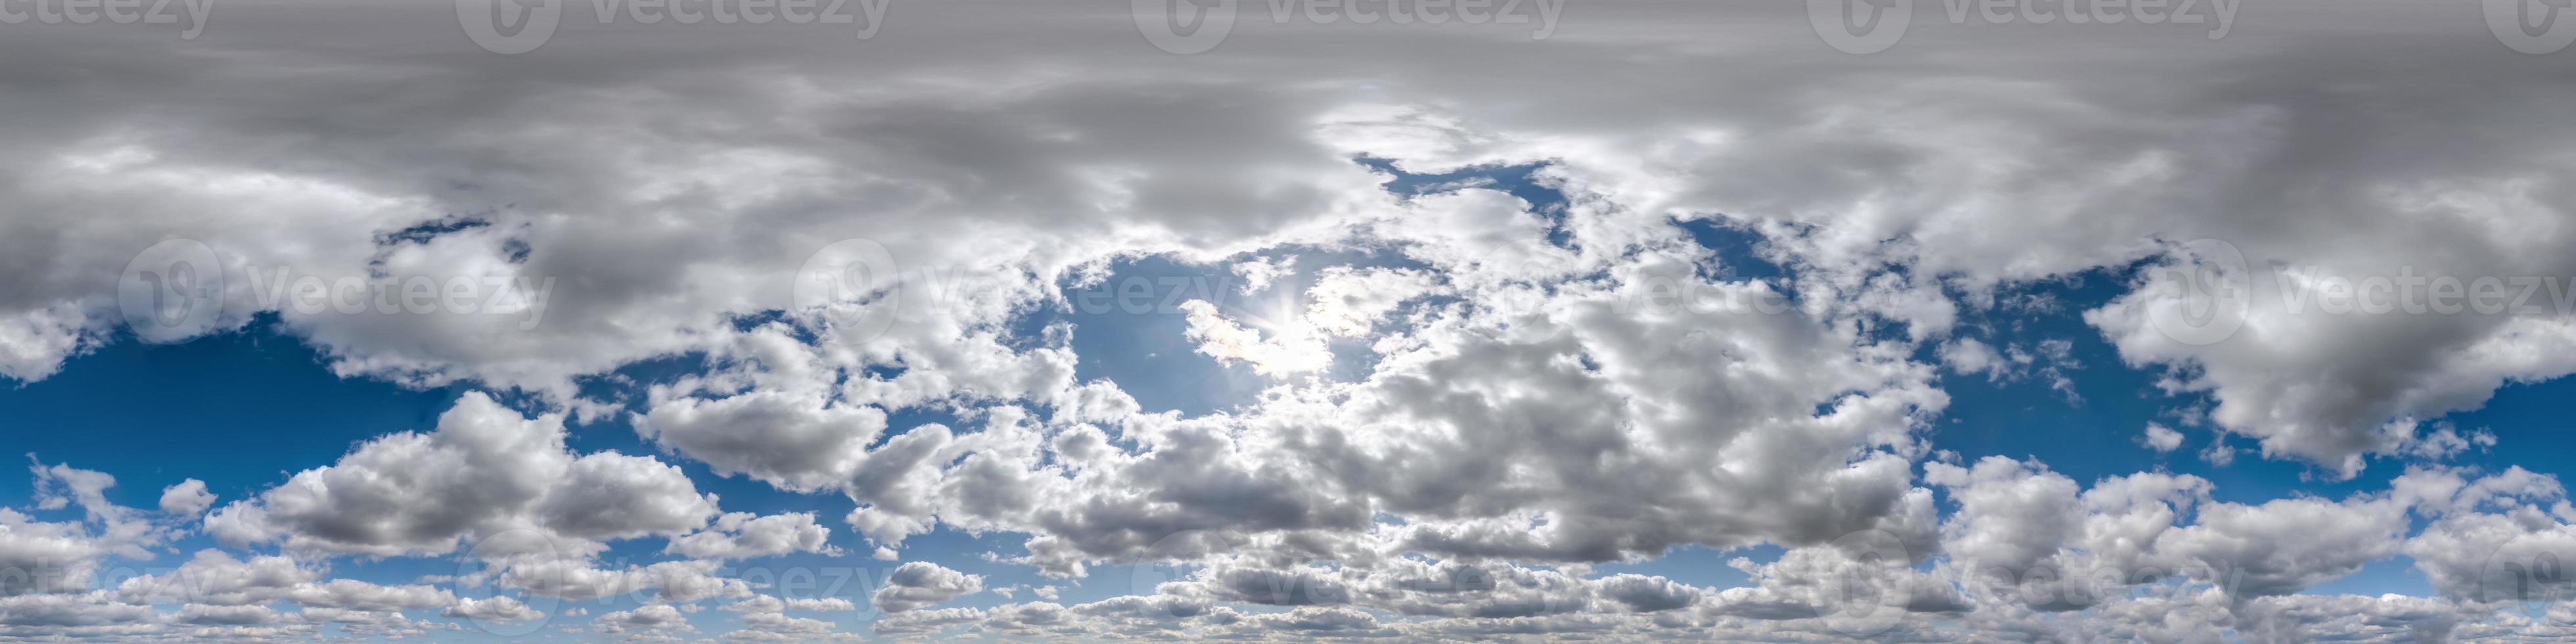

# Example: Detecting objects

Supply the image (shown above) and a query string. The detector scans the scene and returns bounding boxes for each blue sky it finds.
[5,2,2576,641]
[5,161,2563,640]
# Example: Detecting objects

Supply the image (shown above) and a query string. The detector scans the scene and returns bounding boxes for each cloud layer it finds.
[0,0,2572,641]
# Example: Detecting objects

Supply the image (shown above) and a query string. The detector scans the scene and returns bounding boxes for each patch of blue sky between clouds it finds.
[2,152,2556,638]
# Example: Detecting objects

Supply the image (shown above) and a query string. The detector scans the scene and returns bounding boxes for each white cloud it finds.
[666,512,839,560]
[873,562,984,614]
[2144,423,2186,452]
[204,392,716,557]
[1178,299,1331,376]
[0,1,2571,640]
[1231,255,1295,295]
[1939,338,2008,380]
[0,510,106,597]
[157,479,215,517]
[443,595,541,622]
[1302,266,1437,336]
[593,603,692,635]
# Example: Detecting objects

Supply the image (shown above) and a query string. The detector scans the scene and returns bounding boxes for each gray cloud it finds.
[0,0,2571,641]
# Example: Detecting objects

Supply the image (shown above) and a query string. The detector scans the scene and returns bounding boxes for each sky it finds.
[3,0,2576,641]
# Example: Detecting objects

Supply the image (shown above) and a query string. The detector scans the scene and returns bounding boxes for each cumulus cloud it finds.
[204,392,716,557]
[2144,423,2186,452]
[593,603,692,635]
[665,512,839,560]
[0,510,106,597]
[1590,574,1702,613]
[0,0,2569,640]
[873,562,984,614]
[442,596,541,622]
[1179,299,1331,376]
[112,549,450,612]
[157,479,215,517]
[718,594,860,640]
[1926,454,2422,618]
